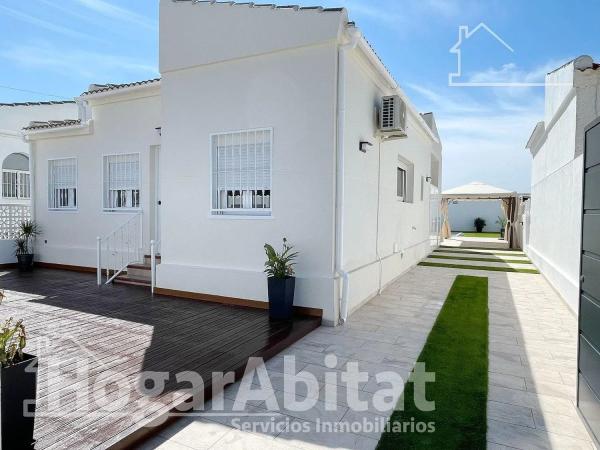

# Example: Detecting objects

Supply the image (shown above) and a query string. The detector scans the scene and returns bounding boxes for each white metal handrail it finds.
[96,211,143,285]
[0,204,31,240]
[150,239,160,294]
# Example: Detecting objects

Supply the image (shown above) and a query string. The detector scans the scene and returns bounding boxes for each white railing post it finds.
[96,236,102,286]
[150,239,156,295]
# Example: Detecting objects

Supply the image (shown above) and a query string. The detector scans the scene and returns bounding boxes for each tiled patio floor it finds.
[143,265,594,450]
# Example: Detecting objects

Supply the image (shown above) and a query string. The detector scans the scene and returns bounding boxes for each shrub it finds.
[0,318,27,368]
[264,238,298,279]
[474,217,486,231]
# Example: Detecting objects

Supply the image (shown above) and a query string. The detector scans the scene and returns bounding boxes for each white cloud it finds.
[408,82,543,192]
[0,4,96,41]
[74,0,157,30]
[0,42,158,81]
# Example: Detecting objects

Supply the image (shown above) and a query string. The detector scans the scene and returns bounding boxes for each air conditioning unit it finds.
[378,95,407,139]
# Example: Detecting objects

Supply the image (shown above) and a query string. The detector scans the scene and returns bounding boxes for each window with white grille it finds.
[211,129,272,216]
[103,153,140,210]
[48,158,77,209]
[2,170,30,199]
[397,167,407,201]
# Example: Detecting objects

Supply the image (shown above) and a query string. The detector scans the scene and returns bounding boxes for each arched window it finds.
[2,153,30,199]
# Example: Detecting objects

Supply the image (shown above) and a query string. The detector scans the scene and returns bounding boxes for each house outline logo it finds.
[449,22,545,87]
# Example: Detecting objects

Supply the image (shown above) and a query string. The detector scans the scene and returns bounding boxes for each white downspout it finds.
[375,138,383,294]
[335,26,362,325]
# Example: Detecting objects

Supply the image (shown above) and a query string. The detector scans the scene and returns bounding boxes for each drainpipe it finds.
[335,26,362,325]
[375,138,383,294]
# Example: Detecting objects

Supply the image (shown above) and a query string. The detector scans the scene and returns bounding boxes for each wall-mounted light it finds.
[359,141,373,153]
[425,176,432,182]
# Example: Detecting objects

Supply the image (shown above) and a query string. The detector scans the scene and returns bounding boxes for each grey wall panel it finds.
[580,336,600,398]
[583,255,600,301]
[585,171,600,211]
[579,373,600,442]
[581,295,600,351]
[583,214,600,256]
[587,123,600,169]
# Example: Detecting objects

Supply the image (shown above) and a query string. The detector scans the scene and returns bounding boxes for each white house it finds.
[0,101,77,263]
[526,55,600,313]
[23,1,442,326]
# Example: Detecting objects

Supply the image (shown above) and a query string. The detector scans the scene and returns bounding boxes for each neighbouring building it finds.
[0,101,77,263]
[23,1,442,326]
[526,55,600,313]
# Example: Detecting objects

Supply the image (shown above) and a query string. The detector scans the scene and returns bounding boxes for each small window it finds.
[2,153,30,200]
[211,129,272,216]
[48,158,77,209]
[397,167,407,201]
[103,153,140,210]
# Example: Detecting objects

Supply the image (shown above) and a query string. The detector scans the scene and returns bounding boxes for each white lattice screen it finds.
[0,204,31,240]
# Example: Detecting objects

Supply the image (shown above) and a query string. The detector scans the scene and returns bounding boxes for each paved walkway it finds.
[140,265,593,450]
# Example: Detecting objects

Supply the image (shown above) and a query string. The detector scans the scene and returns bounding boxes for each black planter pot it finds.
[16,254,34,272]
[267,276,296,320]
[1,353,38,449]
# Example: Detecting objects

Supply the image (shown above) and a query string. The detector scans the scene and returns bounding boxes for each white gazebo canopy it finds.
[442,181,516,200]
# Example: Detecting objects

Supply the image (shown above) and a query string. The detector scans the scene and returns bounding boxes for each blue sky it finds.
[2,1,599,192]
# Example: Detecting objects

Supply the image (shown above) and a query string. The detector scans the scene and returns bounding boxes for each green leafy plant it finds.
[15,220,41,255]
[496,216,507,228]
[264,238,298,279]
[0,318,27,368]
[474,217,486,232]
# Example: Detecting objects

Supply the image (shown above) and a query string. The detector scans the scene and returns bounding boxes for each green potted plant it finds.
[474,217,486,233]
[0,318,38,449]
[15,220,41,272]
[496,216,508,239]
[264,238,298,320]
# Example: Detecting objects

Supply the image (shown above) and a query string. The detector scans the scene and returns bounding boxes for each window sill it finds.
[48,208,79,212]
[208,213,274,220]
[102,208,142,214]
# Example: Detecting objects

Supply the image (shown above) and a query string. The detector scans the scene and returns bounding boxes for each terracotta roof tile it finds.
[81,78,160,96]
[23,119,82,131]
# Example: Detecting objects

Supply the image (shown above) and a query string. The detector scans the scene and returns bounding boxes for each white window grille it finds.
[48,158,77,209]
[211,129,272,216]
[397,166,407,201]
[2,170,30,199]
[103,153,141,210]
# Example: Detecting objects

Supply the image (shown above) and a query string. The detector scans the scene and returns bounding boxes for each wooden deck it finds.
[0,268,321,449]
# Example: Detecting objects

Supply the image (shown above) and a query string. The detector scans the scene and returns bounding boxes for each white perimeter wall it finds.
[340,50,442,316]
[0,103,78,166]
[30,93,160,267]
[157,43,339,323]
[449,200,503,232]
[527,63,586,314]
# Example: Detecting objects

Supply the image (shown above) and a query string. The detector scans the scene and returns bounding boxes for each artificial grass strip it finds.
[459,232,501,238]
[418,261,539,274]
[434,248,526,257]
[427,254,533,264]
[440,245,524,253]
[377,275,489,449]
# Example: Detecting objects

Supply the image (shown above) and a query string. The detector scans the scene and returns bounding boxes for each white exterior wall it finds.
[340,50,442,315]
[0,103,77,173]
[30,93,160,267]
[448,200,504,232]
[158,2,341,323]
[0,103,77,264]
[527,61,600,314]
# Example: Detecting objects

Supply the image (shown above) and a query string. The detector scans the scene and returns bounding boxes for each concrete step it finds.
[126,263,151,281]
[113,275,151,287]
[143,254,161,265]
